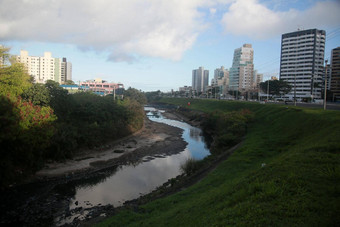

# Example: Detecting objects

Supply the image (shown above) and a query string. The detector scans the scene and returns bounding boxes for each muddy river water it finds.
[55,107,210,225]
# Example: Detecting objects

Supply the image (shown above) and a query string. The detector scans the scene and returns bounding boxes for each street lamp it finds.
[324,60,328,110]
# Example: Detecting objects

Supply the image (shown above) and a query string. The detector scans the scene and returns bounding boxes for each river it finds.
[54,107,210,225]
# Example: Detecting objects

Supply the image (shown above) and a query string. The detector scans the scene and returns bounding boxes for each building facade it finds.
[279,28,326,100]
[62,57,72,82]
[229,44,254,91]
[179,86,193,97]
[192,67,209,94]
[330,47,340,100]
[80,78,124,96]
[16,50,72,84]
[253,70,263,89]
[211,66,229,96]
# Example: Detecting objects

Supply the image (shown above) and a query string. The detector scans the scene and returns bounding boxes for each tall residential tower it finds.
[229,44,254,91]
[330,47,340,101]
[192,67,209,94]
[279,29,326,100]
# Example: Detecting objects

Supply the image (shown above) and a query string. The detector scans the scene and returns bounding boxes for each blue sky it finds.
[1,0,339,91]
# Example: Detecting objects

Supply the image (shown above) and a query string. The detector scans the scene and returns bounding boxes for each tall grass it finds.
[98,98,340,226]
[180,158,201,175]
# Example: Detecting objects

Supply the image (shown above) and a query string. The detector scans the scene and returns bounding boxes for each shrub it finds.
[180,158,201,175]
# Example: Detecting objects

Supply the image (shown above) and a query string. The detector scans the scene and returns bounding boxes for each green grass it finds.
[98,98,340,226]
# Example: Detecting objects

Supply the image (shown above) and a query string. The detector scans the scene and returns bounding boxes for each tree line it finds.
[0,47,146,188]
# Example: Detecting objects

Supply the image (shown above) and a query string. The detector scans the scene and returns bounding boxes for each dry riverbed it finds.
[0,114,188,226]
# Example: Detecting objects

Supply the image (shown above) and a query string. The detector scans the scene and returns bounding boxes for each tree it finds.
[0,45,11,67]
[0,62,32,99]
[0,47,57,187]
[260,79,291,96]
[145,90,161,103]
[45,80,74,119]
[22,83,50,106]
[65,80,76,85]
[124,87,147,105]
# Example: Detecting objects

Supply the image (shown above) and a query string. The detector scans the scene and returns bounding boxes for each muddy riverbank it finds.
[0,113,188,226]
[36,116,186,179]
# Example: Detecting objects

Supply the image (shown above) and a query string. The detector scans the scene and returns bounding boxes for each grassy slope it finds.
[98,99,340,226]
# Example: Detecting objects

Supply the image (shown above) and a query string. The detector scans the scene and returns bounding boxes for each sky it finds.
[1,0,340,92]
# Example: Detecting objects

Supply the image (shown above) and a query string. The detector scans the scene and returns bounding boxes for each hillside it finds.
[99,98,340,226]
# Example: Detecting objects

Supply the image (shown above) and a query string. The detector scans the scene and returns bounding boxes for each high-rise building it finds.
[229,44,254,91]
[253,70,263,89]
[279,29,326,100]
[330,47,340,101]
[62,57,73,82]
[16,50,72,84]
[192,67,209,94]
[211,66,229,95]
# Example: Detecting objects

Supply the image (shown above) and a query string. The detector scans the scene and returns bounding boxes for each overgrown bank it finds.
[0,47,146,188]
[99,98,340,226]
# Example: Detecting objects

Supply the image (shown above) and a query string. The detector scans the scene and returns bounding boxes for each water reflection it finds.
[145,107,210,160]
[68,107,210,211]
[69,150,191,209]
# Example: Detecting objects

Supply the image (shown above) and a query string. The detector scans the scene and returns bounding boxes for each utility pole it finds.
[324,60,328,110]
[294,73,297,106]
[113,85,116,101]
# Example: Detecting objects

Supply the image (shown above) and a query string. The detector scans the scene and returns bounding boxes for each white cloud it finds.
[0,0,221,62]
[210,8,217,15]
[221,0,340,39]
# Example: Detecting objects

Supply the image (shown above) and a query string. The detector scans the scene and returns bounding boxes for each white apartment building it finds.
[229,44,254,91]
[192,66,209,94]
[279,29,325,100]
[16,50,72,84]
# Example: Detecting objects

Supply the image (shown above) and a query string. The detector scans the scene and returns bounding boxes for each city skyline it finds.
[1,0,340,91]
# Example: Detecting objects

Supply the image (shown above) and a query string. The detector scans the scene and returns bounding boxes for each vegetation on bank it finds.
[99,98,340,226]
[0,47,146,188]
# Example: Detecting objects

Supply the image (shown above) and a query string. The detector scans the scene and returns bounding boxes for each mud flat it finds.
[0,116,188,226]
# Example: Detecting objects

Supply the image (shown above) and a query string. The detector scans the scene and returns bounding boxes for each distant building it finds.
[62,58,72,82]
[253,70,263,89]
[325,63,331,91]
[330,47,340,101]
[80,78,124,96]
[16,50,72,84]
[279,28,326,100]
[229,44,254,91]
[60,84,87,94]
[211,66,229,96]
[192,67,209,94]
[179,86,192,97]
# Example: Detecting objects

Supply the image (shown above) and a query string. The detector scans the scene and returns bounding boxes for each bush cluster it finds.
[0,48,146,187]
[202,109,254,153]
